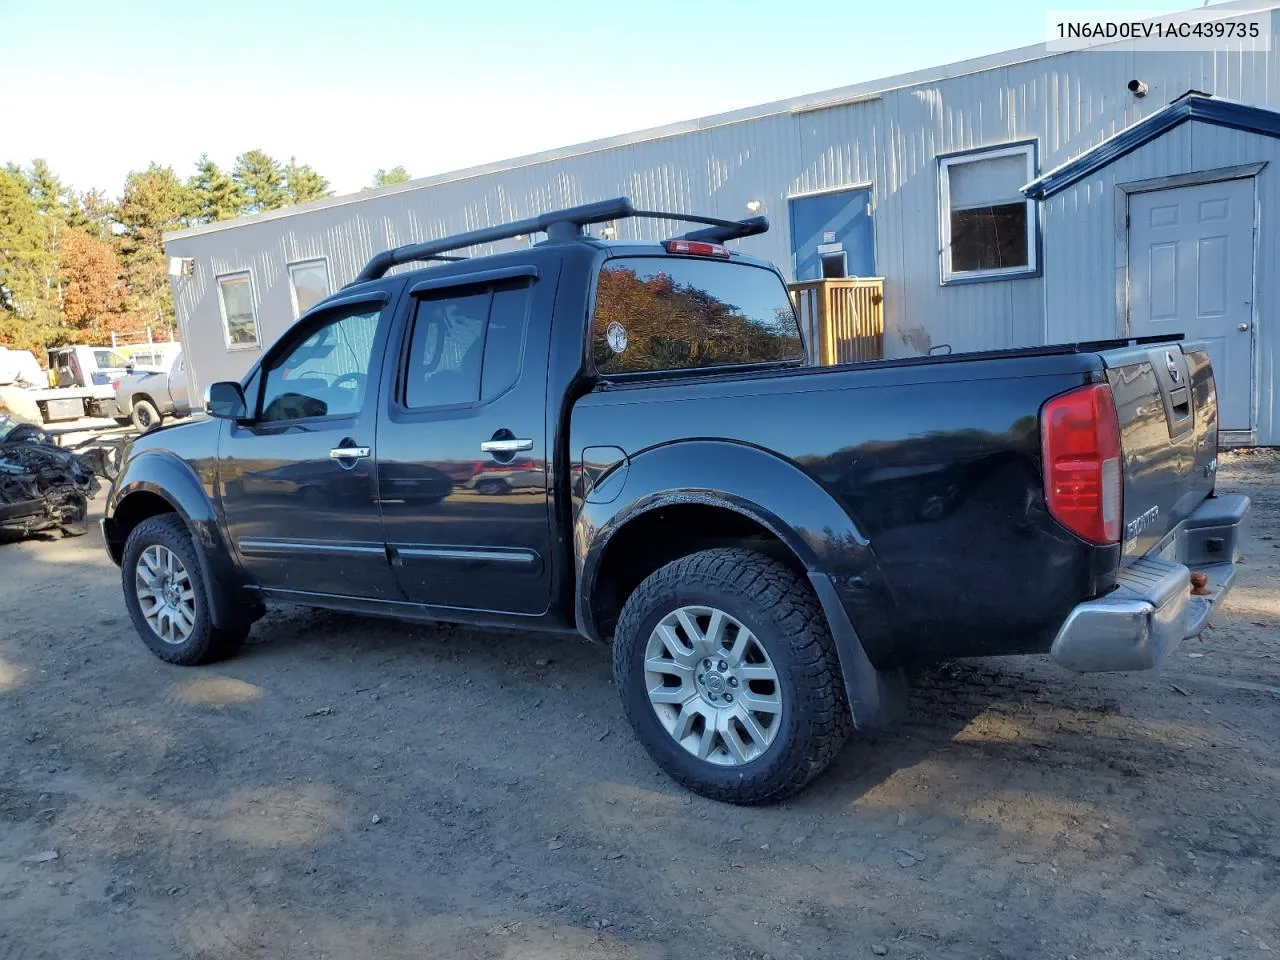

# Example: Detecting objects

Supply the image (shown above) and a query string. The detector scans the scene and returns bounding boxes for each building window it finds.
[288,258,331,319]
[938,143,1037,283]
[217,272,260,349]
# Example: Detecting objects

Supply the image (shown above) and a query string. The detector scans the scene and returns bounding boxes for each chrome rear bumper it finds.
[1051,494,1249,672]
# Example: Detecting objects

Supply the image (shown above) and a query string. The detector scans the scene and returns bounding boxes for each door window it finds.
[403,282,533,409]
[259,305,382,422]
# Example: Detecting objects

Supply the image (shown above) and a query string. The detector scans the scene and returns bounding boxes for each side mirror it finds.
[204,381,248,420]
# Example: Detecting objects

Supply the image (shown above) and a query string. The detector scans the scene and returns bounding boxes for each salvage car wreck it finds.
[0,415,100,539]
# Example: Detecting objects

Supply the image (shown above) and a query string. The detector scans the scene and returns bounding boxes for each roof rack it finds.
[348,197,770,284]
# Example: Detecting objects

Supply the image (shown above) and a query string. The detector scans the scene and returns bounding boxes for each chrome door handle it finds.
[1239,322,1251,332]
[480,438,533,454]
[329,446,370,460]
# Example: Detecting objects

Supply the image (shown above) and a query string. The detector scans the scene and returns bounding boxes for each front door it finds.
[789,187,875,281]
[375,260,557,616]
[1128,178,1256,430]
[217,294,402,600]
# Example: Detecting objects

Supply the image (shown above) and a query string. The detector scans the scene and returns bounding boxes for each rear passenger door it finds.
[376,260,559,615]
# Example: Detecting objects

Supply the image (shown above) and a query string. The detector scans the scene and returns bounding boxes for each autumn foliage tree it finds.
[2,150,336,355]
[59,228,125,342]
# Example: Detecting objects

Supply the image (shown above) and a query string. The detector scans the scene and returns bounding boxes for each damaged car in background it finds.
[0,415,101,539]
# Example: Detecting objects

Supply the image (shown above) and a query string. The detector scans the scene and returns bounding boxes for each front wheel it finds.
[612,548,851,805]
[121,514,248,665]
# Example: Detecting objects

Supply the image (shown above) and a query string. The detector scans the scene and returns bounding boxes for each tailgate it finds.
[1101,341,1218,561]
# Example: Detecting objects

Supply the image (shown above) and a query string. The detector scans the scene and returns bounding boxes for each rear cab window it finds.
[592,256,803,375]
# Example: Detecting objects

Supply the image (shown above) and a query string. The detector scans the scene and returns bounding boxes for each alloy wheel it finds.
[643,605,783,766]
[134,544,196,645]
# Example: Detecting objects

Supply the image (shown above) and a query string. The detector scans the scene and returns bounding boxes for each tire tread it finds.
[122,513,247,665]
[612,548,850,804]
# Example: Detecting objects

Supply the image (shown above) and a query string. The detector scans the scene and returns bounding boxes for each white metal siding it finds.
[1041,120,1280,443]
[168,7,1280,432]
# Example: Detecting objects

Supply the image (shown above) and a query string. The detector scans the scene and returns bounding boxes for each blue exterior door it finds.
[789,188,875,280]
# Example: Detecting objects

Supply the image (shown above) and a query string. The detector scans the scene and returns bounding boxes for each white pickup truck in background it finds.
[0,345,131,425]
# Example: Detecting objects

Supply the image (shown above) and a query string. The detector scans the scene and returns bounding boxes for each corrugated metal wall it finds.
[1043,121,1280,444]
[168,9,1280,418]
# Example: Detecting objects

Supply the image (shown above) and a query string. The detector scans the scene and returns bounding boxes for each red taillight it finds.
[1041,383,1123,544]
[663,240,730,257]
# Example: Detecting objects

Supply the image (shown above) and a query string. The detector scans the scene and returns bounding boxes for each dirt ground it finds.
[1,455,1277,960]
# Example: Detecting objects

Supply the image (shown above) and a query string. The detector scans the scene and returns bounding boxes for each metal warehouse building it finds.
[165,1,1280,445]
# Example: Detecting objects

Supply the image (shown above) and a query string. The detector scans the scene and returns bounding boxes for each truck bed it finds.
[573,337,1215,668]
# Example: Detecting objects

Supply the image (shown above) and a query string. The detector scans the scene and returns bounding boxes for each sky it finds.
[0,0,1191,198]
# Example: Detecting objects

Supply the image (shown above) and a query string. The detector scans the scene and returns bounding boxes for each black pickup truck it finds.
[104,198,1249,803]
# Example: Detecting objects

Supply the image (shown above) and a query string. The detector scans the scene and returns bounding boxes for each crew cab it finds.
[103,199,1249,804]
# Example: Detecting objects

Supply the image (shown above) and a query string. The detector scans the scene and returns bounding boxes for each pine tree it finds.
[114,164,196,334]
[232,149,286,213]
[25,159,69,217]
[10,159,71,310]
[0,169,58,353]
[66,189,114,239]
[283,157,332,205]
[188,155,247,223]
[371,166,411,188]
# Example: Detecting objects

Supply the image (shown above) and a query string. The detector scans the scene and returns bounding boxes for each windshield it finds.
[592,256,803,375]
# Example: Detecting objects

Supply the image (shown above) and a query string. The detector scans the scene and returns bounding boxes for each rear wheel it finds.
[612,548,850,804]
[121,514,248,665]
[131,399,161,432]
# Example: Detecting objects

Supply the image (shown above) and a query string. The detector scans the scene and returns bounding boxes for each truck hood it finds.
[127,414,215,452]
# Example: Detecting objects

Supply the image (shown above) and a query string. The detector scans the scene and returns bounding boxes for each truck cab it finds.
[48,345,131,389]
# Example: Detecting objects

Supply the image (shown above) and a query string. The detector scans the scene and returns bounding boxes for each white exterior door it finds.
[1128,178,1256,430]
